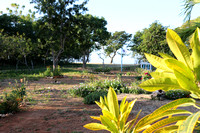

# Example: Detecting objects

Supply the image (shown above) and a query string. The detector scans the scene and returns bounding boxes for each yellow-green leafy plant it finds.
[139,28,200,132]
[84,87,193,132]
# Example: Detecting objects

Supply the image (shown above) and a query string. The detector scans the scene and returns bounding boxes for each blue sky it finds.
[1,0,200,64]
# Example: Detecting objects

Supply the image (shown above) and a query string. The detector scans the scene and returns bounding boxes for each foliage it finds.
[182,0,200,22]
[141,72,151,81]
[53,65,62,76]
[165,90,191,100]
[126,72,132,76]
[105,31,132,63]
[43,65,62,77]
[129,82,151,94]
[31,0,88,70]
[93,67,111,73]
[43,66,52,77]
[175,17,200,43]
[84,87,193,132]
[74,14,110,68]
[83,91,107,104]
[0,79,26,114]
[130,21,172,60]
[139,28,200,132]
[68,79,129,98]
[135,68,146,75]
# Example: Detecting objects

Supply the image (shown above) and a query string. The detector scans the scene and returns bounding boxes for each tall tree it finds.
[0,4,38,69]
[105,31,132,64]
[182,0,200,22]
[31,0,88,70]
[130,21,171,60]
[74,14,110,68]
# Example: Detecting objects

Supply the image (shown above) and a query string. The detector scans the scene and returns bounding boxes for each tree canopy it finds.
[130,21,172,60]
[105,31,132,64]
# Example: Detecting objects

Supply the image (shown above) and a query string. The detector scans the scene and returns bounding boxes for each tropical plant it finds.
[84,87,194,132]
[0,79,26,114]
[182,0,200,22]
[139,28,200,132]
[83,91,107,104]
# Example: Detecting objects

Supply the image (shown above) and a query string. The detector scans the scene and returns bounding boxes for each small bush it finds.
[44,65,62,77]
[43,66,52,77]
[93,67,111,73]
[126,72,132,76]
[83,91,107,104]
[0,80,26,114]
[134,76,142,81]
[53,65,62,76]
[141,72,151,81]
[165,90,191,100]
[68,79,129,97]
[129,82,151,94]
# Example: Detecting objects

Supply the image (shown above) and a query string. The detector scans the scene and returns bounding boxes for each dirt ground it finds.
[0,72,198,133]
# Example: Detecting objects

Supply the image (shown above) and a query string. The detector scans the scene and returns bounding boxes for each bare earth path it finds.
[0,74,198,133]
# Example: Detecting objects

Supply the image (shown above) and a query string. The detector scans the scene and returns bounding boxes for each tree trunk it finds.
[24,55,30,70]
[31,60,34,70]
[82,55,86,69]
[16,60,19,70]
[102,59,105,68]
[52,51,57,71]
[110,56,114,64]
[53,56,57,71]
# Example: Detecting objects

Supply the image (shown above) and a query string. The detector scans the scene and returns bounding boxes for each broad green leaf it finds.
[119,113,126,131]
[135,98,195,131]
[143,116,188,133]
[150,98,195,117]
[100,115,118,132]
[158,52,174,59]
[144,53,172,72]
[139,78,181,91]
[90,116,101,121]
[84,123,109,131]
[166,28,192,69]
[150,72,176,79]
[154,125,179,133]
[127,110,141,132]
[165,59,194,81]
[135,109,191,132]
[124,99,137,121]
[102,110,118,123]
[107,87,119,119]
[174,70,200,94]
[178,111,200,133]
[190,28,200,81]
[190,93,199,99]
[120,96,127,113]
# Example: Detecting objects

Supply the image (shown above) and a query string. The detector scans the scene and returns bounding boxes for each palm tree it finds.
[183,0,200,22]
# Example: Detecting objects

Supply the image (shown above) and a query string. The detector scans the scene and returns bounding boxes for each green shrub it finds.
[53,65,62,76]
[0,80,26,114]
[83,91,107,104]
[129,82,151,94]
[141,72,152,81]
[68,79,129,97]
[126,72,132,76]
[43,66,52,77]
[134,76,142,81]
[44,65,62,77]
[93,67,111,73]
[165,90,191,100]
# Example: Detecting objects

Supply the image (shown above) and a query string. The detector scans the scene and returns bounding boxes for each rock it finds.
[151,90,166,100]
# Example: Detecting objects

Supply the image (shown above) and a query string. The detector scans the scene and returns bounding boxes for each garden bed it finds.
[0,70,198,133]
